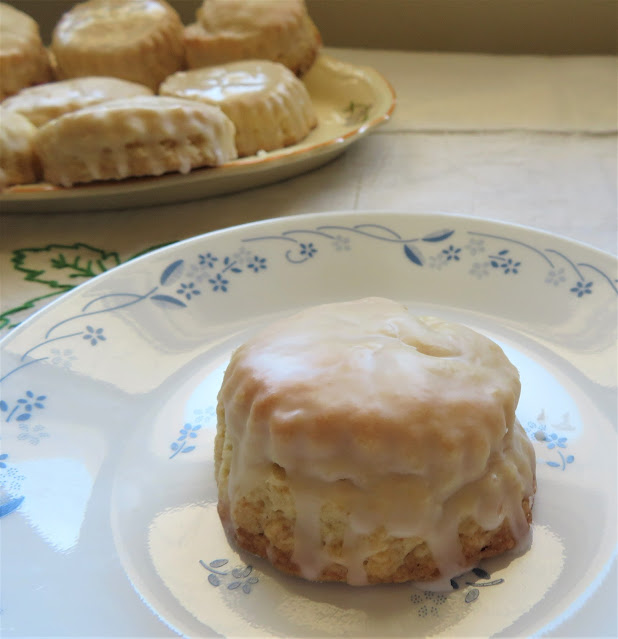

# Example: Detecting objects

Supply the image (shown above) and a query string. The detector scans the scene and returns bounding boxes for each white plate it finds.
[0,211,616,638]
[0,55,395,214]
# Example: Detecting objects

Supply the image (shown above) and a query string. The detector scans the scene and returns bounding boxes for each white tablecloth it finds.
[1,48,616,331]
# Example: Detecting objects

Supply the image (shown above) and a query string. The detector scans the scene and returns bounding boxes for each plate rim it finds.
[1,209,615,347]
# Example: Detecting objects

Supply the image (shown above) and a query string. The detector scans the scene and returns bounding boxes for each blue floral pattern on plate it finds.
[0,218,613,521]
[0,214,615,638]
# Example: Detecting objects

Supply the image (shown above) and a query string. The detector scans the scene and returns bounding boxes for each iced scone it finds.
[0,109,40,189]
[215,297,536,586]
[184,0,321,77]
[51,0,185,91]
[160,60,317,157]
[3,77,153,128]
[0,2,54,100]
[35,96,237,187]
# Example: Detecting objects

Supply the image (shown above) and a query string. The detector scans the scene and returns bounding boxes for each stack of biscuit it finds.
[0,0,322,190]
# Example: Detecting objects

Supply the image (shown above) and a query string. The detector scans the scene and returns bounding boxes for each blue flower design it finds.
[208,273,229,292]
[232,246,252,266]
[332,235,351,251]
[18,390,46,413]
[178,423,200,441]
[198,252,218,268]
[531,427,575,470]
[193,406,215,424]
[570,280,593,297]
[18,423,49,445]
[3,391,47,422]
[500,258,520,274]
[465,238,485,256]
[50,348,77,369]
[469,261,490,279]
[545,268,566,287]
[176,282,201,301]
[169,423,201,458]
[410,567,503,618]
[83,325,106,346]
[489,250,521,275]
[542,432,567,449]
[247,256,267,273]
[0,454,8,469]
[442,245,462,261]
[200,559,259,594]
[428,253,447,270]
[299,243,317,258]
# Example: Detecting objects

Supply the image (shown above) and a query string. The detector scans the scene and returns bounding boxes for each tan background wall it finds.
[6,0,618,54]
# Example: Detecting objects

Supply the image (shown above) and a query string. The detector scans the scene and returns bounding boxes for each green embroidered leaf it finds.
[12,244,122,289]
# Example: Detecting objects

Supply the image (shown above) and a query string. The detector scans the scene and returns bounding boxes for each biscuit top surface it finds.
[0,2,42,53]
[4,77,152,109]
[198,0,305,34]
[161,60,298,104]
[3,77,153,126]
[219,297,521,486]
[53,0,178,45]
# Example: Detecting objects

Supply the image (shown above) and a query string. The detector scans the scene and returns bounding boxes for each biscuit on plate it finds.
[51,0,185,91]
[215,297,536,585]
[160,60,317,157]
[184,0,321,77]
[0,109,40,189]
[35,95,237,187]
[2,77,153,128]
[0,2,54,101]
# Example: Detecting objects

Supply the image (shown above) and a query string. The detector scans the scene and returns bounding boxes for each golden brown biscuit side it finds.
[0,2,54,100]
[35,96,237,186]
[160,60,317,157]
[51,0,185,91]
[0,109,40,188]
[215,405,536,585]
[185,0,321,76]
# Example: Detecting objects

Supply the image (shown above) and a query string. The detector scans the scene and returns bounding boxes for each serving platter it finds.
[0,55,395,213]
[0,211,616,637]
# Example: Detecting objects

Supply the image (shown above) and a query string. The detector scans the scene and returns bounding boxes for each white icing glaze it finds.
[198,0,305,35]
[160,60,317,157]
[53,0,172,46]
[34,96,237,186]
[162,62,281,103]
[2,77,153,127]
[218,297,536,586]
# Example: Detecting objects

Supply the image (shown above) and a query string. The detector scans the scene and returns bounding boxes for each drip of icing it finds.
[218,298,536,585]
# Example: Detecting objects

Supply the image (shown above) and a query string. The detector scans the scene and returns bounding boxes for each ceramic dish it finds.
[1,211,616,637]
[0,55,395,214]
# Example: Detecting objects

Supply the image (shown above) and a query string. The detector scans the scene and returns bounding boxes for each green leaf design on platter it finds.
[12,243,122,289]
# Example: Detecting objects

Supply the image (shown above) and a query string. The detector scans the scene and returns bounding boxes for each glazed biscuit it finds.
[51,0,185,91]
[184,0,321,77]
[0,2,54,100]
[35,96,238,187]
[215,297,536,586]
[161,60,317,157]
